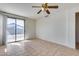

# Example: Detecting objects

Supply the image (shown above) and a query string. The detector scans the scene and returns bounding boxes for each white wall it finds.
[36,4,79,49]
[0,14,3,45]
[25,19,36,39]
[36,4,67,47]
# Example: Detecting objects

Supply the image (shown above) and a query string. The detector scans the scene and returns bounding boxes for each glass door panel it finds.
[16,19,24,41]
[6,18,16,43]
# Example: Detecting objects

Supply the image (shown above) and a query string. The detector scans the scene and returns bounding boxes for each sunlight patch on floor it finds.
[11,43,21,46]
[4,48,7,52]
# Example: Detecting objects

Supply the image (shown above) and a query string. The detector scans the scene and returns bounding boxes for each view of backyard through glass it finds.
[6,18,24,43]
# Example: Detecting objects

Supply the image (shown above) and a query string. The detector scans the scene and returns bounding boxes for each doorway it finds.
[6,17,25,43]
[75,12,79,49]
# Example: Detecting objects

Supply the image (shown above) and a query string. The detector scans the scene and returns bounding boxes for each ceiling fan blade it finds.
[46,10,50,14]
[37,10,42,14]
[32,6,41,8]
[48,6,58,8]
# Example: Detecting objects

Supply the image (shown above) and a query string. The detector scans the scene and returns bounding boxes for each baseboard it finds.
[36,37,75,49]
[25,37,37,40]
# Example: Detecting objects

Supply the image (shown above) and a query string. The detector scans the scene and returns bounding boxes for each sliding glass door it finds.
[6,18,16,42]
[6,17,25,43]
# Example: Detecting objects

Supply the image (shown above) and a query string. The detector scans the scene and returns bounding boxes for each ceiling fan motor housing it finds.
[42,3,48,11]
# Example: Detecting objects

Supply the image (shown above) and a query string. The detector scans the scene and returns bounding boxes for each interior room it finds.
[0,3,79,56]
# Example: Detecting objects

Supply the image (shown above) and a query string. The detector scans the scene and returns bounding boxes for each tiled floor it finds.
[0,39,79,56]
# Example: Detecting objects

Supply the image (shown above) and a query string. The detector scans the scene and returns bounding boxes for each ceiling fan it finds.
[32,3,58,14]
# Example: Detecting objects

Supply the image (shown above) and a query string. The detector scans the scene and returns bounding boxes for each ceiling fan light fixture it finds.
[41,7,44,11]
